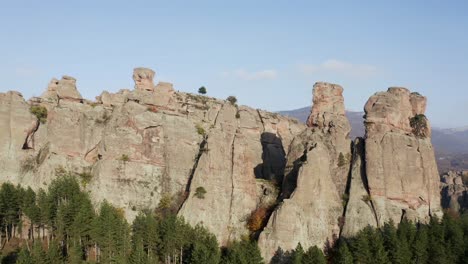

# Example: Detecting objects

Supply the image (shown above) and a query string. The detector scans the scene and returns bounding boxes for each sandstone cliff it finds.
[258,83,351,260]
[0,68,305,244]
[0,69,444,263]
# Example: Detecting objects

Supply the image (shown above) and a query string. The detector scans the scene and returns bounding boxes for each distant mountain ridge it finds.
[279,106,468,172]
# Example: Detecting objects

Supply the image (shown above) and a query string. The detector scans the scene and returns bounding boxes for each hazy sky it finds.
[1,0,467,128]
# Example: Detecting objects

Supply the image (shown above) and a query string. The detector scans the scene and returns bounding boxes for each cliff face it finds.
[0,68,304,243]
[0,69,444,262]
[258,83,351,260]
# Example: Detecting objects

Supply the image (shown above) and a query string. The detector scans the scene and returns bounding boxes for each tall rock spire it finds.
[342,87,442,237]
[258,82,352,261]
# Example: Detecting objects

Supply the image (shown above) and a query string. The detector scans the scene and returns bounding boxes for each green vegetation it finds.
[362,194,373,203]
[78,171,93,186]
[338,152,346,167]
[30,105,48,124]
[119,154,130,162]
[410,114,429,138]
[196,124,206,135]
[0,175,467,263]
[198,86,207,94]
[194,186,207,199]
[235,111,241,119]
[226,95,237,105]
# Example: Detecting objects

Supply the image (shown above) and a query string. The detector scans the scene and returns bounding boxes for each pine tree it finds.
[350,227,373,264]
[189,225,220,264]
[428,217,448,264]
[291,243,304,264]
[16,247,33,264]
[128,238,149,264]
[396,219,414,263]
[443,214,465,263]
[46,239,63,263]
[221,240,264,264]
[302,246,326,264]
[334,240,353,264]
[31,241,47,264]
[382,220,403,264]
[368,228,389,264]
[68,242,84,264]
[198,86,207,94]
[411,224,429,264]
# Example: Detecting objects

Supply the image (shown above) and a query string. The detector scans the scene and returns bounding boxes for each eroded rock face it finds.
[360,87,442,226]
[179,105,304,245]
[0,68,305,232]
[258,82,351,261]
[441,171,468,213]
[341,138,377,237]
[133,67,155,91]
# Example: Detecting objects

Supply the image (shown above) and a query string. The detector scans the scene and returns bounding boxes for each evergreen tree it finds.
[16,247,33,264]
[198,86,207,94]
[47,239,63,263]
[221,240,264,264]
[31,241,47,264]
[93,200,130,262]
[382,220,403,264]
[396,219,414,263]
[291,243,304,264]
[443,214,465,263]
[368,228,389,264]
[68,242,84,264]
[302,246,326,264]
[334,240,353,264]
[189,225,220,264]
[428,217,448,264]
[350,227,373,264]
[411,224,429,264]
[128,238,149,264]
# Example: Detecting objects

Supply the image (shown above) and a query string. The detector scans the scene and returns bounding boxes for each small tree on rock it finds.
[198,86,207,95]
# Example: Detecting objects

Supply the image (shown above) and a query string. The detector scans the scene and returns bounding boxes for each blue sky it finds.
[1,0,467,128]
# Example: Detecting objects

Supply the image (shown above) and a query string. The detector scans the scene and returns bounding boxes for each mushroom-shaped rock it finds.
[133,67,155,91]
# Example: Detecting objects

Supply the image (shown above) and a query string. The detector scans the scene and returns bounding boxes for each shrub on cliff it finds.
[247,207,268,233]
[227,96,237,105]
[410,114,429,138]
[30,105,48,124]
[194,186,207,199]
[198,86,207,95]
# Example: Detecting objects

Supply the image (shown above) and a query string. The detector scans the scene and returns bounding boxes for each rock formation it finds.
[41,76,83,102]
[0,70,445,263]
[133,67,155,91]
[258,82,351,260]
[441,171,468,213]
[352,88,442,227]
[0,68,304,233]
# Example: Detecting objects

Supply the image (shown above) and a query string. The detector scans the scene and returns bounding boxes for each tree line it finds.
[0,174,467,263]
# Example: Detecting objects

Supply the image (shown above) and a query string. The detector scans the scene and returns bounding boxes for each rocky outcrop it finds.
[441,171,468,213]
[133,67,155,91]
[0,69,446,262]
[41,76,83,102]
[258,82,351,260]
[0,68,305,233]
[358,87,442,226]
